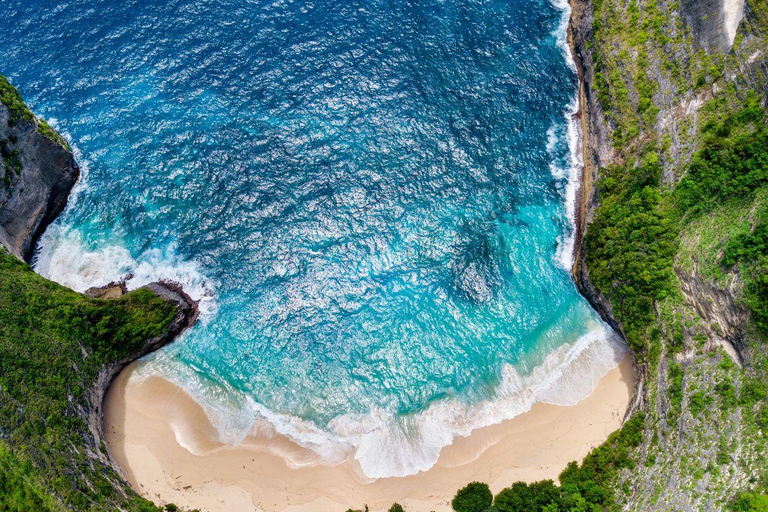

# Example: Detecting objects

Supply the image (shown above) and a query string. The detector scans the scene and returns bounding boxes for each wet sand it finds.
[103,356,634,512]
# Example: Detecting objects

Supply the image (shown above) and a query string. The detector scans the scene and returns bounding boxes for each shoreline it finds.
[97,4,642,511]
[566,0,644,417]
[104,355,634,512]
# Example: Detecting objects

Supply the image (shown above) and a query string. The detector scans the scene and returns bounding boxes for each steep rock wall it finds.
[0,103,79,261]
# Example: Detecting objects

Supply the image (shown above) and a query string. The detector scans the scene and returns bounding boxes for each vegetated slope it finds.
[0,250,199,511]
[571,0,768,508]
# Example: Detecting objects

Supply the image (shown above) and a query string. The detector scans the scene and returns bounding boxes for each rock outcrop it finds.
[0,101,79,262]
[85,281,199,487]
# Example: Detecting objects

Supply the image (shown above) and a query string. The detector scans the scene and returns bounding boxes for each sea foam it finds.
[549,0,584,272]
[34,224,217,317]
[136,321,625,478]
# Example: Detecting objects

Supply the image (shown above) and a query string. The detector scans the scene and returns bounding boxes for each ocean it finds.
[0,0,624,477]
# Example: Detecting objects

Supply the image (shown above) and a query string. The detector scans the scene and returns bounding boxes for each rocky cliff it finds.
[569,0,768,507]
[0,79,79,262]
[0,74,199,511]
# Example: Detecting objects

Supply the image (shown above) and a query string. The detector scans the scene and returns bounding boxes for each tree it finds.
[452,482,493,512]
[494,480,561,512]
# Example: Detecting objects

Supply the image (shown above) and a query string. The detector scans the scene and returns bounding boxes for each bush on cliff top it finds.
[0,75,34,123]
[446,412,646,512]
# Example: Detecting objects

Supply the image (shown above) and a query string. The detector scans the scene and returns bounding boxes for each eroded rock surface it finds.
[0,103,78,261]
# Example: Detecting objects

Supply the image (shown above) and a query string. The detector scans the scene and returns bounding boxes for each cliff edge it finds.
[0,74,199,512]
[0,77,79,262]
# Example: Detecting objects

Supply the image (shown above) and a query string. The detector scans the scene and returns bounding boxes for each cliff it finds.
[0,75,199,511]
[568,0,768,507]
[0,76,79,262]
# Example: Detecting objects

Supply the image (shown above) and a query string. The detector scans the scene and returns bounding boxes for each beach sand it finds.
[104,356,634,512]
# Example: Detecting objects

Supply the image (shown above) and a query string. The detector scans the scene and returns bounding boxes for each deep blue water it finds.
[1,0,623,477]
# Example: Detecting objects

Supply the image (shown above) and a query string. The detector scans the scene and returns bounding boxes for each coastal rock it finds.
[0,102,79,262]
[84,281,129,299]
[86,281,199,486]
[676,268,749,361]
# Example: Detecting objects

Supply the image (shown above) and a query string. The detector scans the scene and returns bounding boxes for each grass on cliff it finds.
[0,74,69,149]
[585,97,768,362]
[0,75,34,124]
[0,249,178,511]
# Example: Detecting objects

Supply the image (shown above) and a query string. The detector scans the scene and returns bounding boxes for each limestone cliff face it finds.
[569,0,616,321]
[676,269,749,358]
[680,0,738,52]
[0,103,79,262]
[568,0,768,506]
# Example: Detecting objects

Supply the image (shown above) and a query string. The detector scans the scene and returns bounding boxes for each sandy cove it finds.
[103,355,633,512]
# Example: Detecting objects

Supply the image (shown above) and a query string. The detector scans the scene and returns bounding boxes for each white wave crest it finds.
[30,124,216,316]
[548,0,584,272]
[33,225,217,317]
[139,321,626,479]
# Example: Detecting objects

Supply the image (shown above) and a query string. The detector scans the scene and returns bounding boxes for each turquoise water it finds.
[1,0,623,476]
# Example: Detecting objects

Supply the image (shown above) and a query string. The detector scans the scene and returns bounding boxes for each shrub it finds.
[494,480,561,512]
[452,482,493,512]
[388,504,405,512]
[730,492,768,511]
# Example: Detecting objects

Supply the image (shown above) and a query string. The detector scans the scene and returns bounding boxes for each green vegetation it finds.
[494,481,560,512]
[586,96,768,362]
[0,75,34,124]
[451,482,493,512]
[675,103,768,333]
[0,443,61,512]
[388,504,405,512]
[0,250,178,511]
[1,137,22,187]
[447,413,645,512]
[0,74,69,149]
[584,154,678,359]
[36,118,70,149]
[730,492,768,511]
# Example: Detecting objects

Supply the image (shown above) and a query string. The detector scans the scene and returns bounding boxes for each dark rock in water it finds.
[451,232,502,304]
[0,102,79,262]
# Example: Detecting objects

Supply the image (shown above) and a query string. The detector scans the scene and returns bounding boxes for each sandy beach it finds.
[103,355,634,512]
